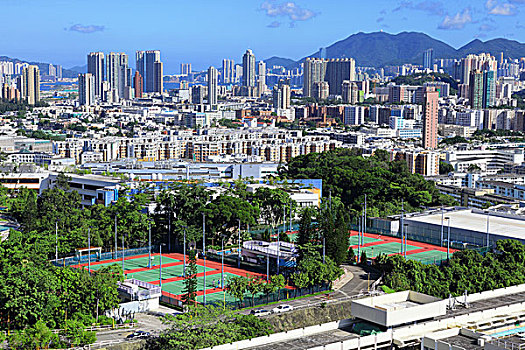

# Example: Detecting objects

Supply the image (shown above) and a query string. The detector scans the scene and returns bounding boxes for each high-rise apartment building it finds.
[207,66,218,106]
[423,49,434,70]
[222,59,234,84]
[181,63,192,76]
[106,52,121,96]
[145,50,162,93]
[303,58,356,97]
[78,73,95,106]
[423,89,439,149]
[87,52,104,97]
[342,81,359,104]
[469,70,484,110]
[483,70,496,108]
[242,49,256,87]
[257,61,267,95]
[21,65,40,105]
[272,80,291,110]
[134,71,143,98]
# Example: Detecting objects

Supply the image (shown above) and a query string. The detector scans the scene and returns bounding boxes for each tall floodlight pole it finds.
[88,227,91,274]
[203,213,206,305]
[148,220,152,268]
[357,216,361,263]
[446,217,451,260]
[401,200,404,256]
[486,211,490,249]
[329,189,332,211]
[183,226,187,277]
[440,206,444,247]
[55,221,58,262]
[364,194,367,244]
[237,219,241,268]
[289,201,292,232]
[159,244,163,288]
[114,216,118,260]
[122,235,125,273]
[168,212,171,253]
[221,237,225,289]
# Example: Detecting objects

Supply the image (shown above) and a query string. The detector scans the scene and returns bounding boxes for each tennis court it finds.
[350,231,456,264]
[78,252,265,304]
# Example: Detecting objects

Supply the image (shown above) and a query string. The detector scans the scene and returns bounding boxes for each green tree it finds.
[181,250,198,307]
[290,272,309,297]
[226,275,249,308]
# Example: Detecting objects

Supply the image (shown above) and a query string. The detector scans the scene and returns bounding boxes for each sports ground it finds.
[349,231,457,264]
[77,252,267,304]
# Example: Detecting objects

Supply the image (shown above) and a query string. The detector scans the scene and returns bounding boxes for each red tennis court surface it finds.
[349,231,457,264]
[76,252,266,304]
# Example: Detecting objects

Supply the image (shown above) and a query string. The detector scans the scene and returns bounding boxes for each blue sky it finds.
[1,0,525,73]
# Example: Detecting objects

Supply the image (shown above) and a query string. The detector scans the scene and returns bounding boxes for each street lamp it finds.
[445,217,451,260]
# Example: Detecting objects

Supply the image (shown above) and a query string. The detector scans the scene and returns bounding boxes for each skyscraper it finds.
[134,71,143,99]
[222,59,234,84]
[342,81,359,104]
[242,49,256,87]
[106,52,121,96]
[483,70,496,108]
[207,66,218,106]
[423,89,439,150]
[135,51,145,86]
[304,58,327,98]
[145,50,162,93]
[87,52,104,97]
[78,73,95,106]
[469,70,484,110]
[21,65,40,105]
[153,61,163,93]
[423,49,434,70]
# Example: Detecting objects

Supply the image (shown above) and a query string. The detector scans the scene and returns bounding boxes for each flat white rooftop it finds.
[406,209,525,241]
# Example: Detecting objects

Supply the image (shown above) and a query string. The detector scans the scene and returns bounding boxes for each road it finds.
[242,264,381,314]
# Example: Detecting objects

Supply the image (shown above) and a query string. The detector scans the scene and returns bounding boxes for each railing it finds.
[489,338,525,350]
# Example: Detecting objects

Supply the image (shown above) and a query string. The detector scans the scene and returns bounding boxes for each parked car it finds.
[127,330,151,339]
[272,304,293,314]
[250,308,271,317]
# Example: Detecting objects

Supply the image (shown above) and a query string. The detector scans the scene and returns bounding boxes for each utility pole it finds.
[203,213,206,305]
[447,217,451,260]
[401,200,404,256]
[364,194,367,242]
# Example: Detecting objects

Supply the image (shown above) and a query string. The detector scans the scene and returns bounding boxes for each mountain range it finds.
[265,31,525,69]
[2,31,525,75]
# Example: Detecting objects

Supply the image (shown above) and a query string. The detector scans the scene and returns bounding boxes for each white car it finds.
[250,308,271,317]
[272,304,293,314]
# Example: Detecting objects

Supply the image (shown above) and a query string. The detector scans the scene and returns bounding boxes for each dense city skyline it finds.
[2,0,525,72]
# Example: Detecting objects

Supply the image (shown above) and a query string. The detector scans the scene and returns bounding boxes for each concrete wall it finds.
[119,298,159,313]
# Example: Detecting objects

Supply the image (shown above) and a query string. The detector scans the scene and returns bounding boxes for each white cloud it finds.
[438,9,472,29]
[69,24,104,34]
[486,0,517,15]
[260,1,317,23]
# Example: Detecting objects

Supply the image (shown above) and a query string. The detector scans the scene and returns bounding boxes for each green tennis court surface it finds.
[88,256,180,271]
[349,236,383,245]
[125,263,215,282]
[162,272,238,296]
[406,250,449,263]
[358,242,420,258]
